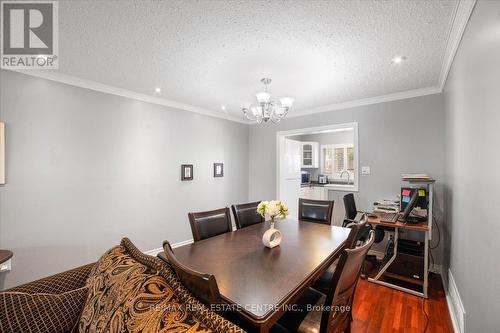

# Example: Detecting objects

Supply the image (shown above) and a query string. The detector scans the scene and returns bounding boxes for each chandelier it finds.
[242,78,294,124]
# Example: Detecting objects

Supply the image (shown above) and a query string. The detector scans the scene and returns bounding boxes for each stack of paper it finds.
[402,173,433,181]
[373,199,400,213]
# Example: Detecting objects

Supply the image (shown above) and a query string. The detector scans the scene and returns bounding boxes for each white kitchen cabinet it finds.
[299,186,310,199]
[299,186,327,200]
[301,142,319,168]
[313,186,327,200]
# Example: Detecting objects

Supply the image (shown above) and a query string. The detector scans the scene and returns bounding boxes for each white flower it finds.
[256,200,289,220]
[267,201,279,217]
[257,201,269,217]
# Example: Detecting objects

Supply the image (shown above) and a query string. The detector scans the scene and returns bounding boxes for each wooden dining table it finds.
[168,219,351,333]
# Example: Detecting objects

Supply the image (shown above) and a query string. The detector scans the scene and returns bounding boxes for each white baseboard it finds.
[144,239,194,256]
[441,268,466,333]
[429,263,443,275]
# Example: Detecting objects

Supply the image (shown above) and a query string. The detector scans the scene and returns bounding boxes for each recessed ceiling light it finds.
[154,87,161,93]
[391,55,407,64]
[221,105,227,111]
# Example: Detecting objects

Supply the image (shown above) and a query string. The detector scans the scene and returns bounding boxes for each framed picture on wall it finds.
[181,164,193,181]
[214,163,223,177]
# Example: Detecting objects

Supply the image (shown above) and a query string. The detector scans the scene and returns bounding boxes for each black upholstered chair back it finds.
[188,207,232,241]
[320,231,375,333]
[343,193,358,221]
[298,198,334,225]
[343,193,385,243]
[231,201,264,229]
[160,241,221,306]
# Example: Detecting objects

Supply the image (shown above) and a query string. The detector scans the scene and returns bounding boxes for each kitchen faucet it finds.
[340,170,351,184]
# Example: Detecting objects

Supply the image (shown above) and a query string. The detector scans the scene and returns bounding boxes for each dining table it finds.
[167,219,351,333]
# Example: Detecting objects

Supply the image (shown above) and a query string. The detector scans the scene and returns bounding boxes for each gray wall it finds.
[0,70,249,289]
[443,1,500,332]
[249,93,446,263]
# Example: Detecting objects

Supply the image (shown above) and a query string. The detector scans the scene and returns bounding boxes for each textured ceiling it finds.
[54,0,459,119]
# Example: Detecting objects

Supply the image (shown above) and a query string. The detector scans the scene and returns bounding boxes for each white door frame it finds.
[276,122,359,199]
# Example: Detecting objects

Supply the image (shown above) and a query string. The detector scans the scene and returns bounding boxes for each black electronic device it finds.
[384,238,425,281]
[401,191,418,221]
[388,252,424,281]
[400,187,428,211]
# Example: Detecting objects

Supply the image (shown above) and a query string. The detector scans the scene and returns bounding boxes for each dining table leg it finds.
[258,323,271,333]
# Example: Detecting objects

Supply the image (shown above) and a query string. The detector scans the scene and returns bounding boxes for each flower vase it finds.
[262,217,282,248]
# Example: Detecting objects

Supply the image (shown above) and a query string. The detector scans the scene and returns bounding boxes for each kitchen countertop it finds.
[301,181,353,188]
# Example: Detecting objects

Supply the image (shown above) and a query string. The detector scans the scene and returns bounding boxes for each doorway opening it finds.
[276,123,359,219]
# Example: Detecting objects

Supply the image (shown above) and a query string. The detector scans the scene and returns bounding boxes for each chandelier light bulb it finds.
[251,106,260,116]
[280,97,294,108]
[256,91,271,104]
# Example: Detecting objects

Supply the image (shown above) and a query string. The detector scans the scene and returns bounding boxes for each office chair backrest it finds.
[162,241,221,306]
[298,198,334,225]
[188,207,232,241]
[343,193,357,221]
[231,201,264,229]
[320,231,375,333]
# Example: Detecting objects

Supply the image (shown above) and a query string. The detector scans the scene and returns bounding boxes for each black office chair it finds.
[342,193,384,241]
[342,193,385,277]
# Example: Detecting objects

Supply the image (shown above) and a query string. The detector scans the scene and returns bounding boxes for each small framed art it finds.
[181,164,193,181]
[213,163,223,177]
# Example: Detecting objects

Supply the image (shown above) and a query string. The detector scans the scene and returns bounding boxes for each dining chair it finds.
[188,207,232,241]
[343,193,385,277]
[298,198,334,225]
[276,231,375,333]
[312,213,368,294]
[231,201,264,229]
[159,241,221,306]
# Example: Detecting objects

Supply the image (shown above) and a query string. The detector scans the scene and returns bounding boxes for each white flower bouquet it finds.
[257,200,289,223]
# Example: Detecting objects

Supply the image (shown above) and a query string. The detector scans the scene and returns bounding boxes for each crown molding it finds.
[272,0,476,122]
[7,1,474,125]
[6,69,249,124]
[438,0,477,90]
[281,86,442,120]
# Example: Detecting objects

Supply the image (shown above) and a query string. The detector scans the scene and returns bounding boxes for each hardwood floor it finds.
[351,273,453,333]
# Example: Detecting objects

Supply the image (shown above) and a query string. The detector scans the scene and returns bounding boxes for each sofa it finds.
[0,238,245,333]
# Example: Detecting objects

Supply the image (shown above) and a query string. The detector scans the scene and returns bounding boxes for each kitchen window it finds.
[321,143,355,182]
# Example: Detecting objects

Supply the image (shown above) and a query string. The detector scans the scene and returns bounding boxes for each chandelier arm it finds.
[282,107,290,118]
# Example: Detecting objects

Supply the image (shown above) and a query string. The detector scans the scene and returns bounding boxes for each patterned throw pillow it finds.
[78,243,212,333]
[0,286,88,333]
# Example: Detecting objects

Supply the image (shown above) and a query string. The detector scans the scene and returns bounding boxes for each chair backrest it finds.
[343,213,368,249]
[320,231,375,333]
[343,193,358,221]
[188,207,232,241]
[162,241,221,306]
[231,201,264,229]
[298,198,334,225]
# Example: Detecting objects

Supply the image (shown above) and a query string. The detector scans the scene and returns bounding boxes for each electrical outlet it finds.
[361,166,371,175]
